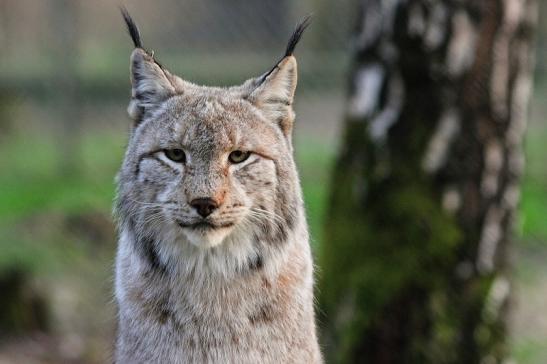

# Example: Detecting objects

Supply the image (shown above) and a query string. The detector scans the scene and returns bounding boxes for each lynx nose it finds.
[190,198,219,218]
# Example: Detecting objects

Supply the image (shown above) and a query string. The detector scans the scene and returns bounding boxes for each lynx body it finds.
[114,10,321,363]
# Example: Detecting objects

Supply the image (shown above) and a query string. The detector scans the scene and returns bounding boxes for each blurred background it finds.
[0,0,544,363]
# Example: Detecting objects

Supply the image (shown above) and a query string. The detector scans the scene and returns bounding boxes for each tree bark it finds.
[319,1,537,363]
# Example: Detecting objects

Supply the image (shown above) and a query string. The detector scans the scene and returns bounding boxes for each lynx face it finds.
[116,39,303,254]
[121,90,292,249]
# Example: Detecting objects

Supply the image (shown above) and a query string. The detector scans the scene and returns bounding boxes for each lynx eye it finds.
[229,150,251,164]
[164,149,186,163]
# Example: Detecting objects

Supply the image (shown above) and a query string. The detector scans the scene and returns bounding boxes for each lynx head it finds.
[116,9,310,262]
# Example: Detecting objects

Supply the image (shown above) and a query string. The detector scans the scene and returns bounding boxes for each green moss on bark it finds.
[320,122,463,363]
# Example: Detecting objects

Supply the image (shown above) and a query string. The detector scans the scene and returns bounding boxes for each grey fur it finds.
[114,10,321,364]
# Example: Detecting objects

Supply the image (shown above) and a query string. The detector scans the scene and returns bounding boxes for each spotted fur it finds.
[114,10,321,364]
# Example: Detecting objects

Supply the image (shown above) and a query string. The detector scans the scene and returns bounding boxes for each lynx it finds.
[114,8,322,364]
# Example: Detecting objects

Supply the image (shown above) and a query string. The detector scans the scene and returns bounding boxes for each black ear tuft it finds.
[284,15,312,57]
[120,6,143,49]
[257,15,311,85]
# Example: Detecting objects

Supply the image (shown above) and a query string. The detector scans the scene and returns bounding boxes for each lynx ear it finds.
[246,57,298,136]
[241,16,310,137]
[121,8,183,123]
[128,49,177,120]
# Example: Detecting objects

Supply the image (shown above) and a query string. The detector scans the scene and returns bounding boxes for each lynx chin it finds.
[113,8,322,364]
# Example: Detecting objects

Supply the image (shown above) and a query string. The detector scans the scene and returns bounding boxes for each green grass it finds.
[295,136,335,246]
[513,338,547,364]
[0,132,122,219]
[520,121,547,244]
[0,131,123,273]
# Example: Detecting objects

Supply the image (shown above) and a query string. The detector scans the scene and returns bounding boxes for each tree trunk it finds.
[319,1,537,363]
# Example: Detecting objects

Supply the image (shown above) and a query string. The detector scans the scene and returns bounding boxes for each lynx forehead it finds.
[114,8,321,364]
